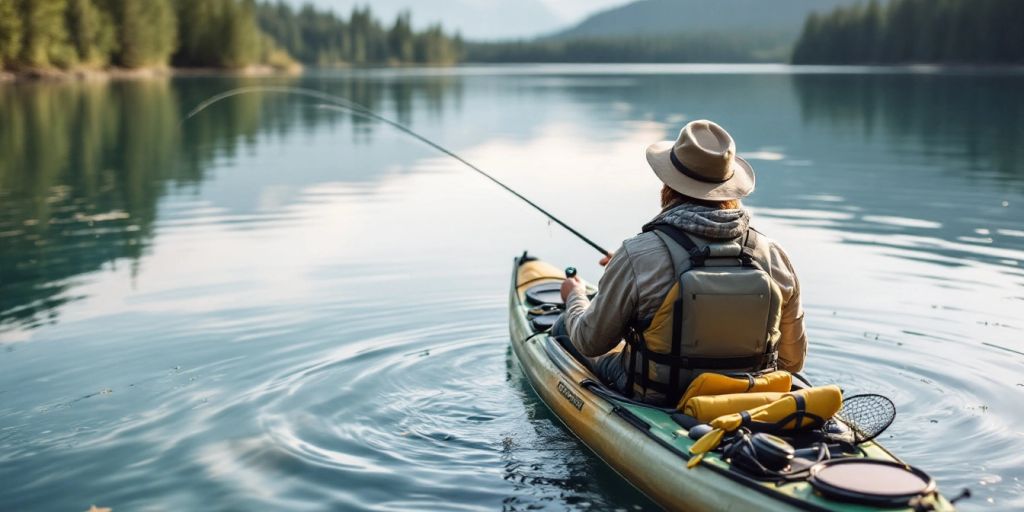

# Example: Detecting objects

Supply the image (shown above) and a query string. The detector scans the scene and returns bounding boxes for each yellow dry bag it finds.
[678,370,792,410]
[687,385,843,468]
[683,392,786,422]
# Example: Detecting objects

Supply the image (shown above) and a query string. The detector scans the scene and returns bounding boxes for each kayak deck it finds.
[508,254,954,512]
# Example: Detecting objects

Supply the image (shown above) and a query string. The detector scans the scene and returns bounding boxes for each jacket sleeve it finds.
[563,245,638,358]
[772,243,807,372]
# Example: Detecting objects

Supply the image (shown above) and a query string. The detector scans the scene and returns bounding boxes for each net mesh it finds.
[836,394,896,443]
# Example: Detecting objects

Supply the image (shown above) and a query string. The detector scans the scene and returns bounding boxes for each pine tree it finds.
[174,0,261,68]
[18,0,77,68]
[388,12,414,63]
[861,0,883,62]
[103,0,176,68]
[173,0,214,66]
[349,7,371,64]
[881,0,914,63]
[66,0,116,66]
[0,0,23,68]
[792,13,822,64]
[221,0,260,67]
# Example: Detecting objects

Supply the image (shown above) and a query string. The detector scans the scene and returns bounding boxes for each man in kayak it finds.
[555,120,806,406]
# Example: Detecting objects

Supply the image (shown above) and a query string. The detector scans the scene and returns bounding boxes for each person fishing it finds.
[192,91,805,409]
[554,120,807,406]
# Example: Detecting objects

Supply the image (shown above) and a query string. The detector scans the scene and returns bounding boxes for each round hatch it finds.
[809,459,936,507]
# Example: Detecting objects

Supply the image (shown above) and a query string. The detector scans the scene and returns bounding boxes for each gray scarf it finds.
[642,202,751,240]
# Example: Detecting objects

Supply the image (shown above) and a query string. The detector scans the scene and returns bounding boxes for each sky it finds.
[286,0,630,40]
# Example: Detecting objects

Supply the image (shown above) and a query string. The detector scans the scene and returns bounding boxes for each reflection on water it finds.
[0,66,1022,511]
[0,81,176,329]
[795,73,1024,181]
[791,72,1024,269]
[0,76,463,330]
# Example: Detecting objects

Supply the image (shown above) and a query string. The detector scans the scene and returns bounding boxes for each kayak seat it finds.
[525,282,564,307]
[529,311,560,332]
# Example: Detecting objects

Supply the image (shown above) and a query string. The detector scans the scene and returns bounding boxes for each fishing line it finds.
[184,86,611,257]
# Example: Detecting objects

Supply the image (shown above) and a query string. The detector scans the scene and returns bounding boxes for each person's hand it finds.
[561,276,586,303]
[599,252,615,267]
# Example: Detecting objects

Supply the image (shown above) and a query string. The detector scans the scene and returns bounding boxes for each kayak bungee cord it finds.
[184,86,612,257]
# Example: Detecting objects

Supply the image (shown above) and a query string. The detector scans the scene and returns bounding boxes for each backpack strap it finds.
[622,320,645,399]
[742,228,773,276]
[650,224,708,268]
[653,223,767,270]
[653,231,689,278]
[739,230,762,272]
[649,223,707,403]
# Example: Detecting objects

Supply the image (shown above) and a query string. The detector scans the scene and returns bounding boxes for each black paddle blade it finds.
[836,394,896,444]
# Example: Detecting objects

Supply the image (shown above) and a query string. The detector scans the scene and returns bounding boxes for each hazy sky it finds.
[286,0,630,40]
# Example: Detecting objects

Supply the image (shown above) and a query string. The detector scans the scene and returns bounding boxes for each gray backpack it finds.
[624,223,783,403]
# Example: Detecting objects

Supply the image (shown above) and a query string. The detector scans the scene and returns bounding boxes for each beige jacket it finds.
[563,204,807,373]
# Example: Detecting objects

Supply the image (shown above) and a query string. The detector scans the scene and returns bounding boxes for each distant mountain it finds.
[552,0,865,40]
[465,0,877,63]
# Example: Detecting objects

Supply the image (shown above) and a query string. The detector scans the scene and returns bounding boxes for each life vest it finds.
[622,224,783,405]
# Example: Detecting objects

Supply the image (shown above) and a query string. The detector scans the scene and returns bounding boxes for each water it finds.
[1,65,1022,511]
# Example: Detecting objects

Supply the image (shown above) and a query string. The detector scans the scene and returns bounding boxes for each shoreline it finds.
[0,64,303,83]
[4,61,1022,84]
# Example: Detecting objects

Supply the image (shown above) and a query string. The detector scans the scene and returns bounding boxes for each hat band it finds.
[670,150,732,184]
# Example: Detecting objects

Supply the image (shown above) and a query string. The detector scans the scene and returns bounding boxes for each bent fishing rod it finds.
[184,86,611,257]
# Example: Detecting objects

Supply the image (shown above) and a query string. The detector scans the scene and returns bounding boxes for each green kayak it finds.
[508,254,956,511]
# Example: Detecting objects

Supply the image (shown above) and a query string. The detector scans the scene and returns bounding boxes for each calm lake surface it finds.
[1,64,1022,511]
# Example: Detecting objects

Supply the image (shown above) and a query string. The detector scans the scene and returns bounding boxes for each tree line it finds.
[0,0,463,72]
[5,0,1021,72]
[255,3,463,66]
[464,33,791,64]
[793,0,1024,65]
[0,0,292,71]
[1,0,173,70]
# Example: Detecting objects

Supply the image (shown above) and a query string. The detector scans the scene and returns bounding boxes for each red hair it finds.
[661,185,740,210]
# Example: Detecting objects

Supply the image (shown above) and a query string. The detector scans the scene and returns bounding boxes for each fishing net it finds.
[834,394,896,443]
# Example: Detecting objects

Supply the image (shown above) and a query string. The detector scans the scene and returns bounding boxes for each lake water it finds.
[1,64,1022,511]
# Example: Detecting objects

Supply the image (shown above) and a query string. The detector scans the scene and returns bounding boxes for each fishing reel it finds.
[723,430,795,477]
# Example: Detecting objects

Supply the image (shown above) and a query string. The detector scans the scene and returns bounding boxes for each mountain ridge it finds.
[550,0,866,40]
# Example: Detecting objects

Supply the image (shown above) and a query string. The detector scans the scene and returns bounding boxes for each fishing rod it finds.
[184,86,612,257]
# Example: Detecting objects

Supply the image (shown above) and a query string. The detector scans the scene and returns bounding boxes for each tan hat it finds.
[645,120,755,201]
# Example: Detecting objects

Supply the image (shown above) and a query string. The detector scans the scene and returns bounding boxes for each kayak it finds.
[507,254,956,511]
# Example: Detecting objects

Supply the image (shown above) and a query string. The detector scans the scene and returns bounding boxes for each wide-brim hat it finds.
[646,120,755,201]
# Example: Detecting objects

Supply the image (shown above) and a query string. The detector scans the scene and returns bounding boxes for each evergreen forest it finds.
[0,0,463,72]
[464,33,791,64]
[255,3,463,66]
[792,0,1024,65]
[1,0,1022,73]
